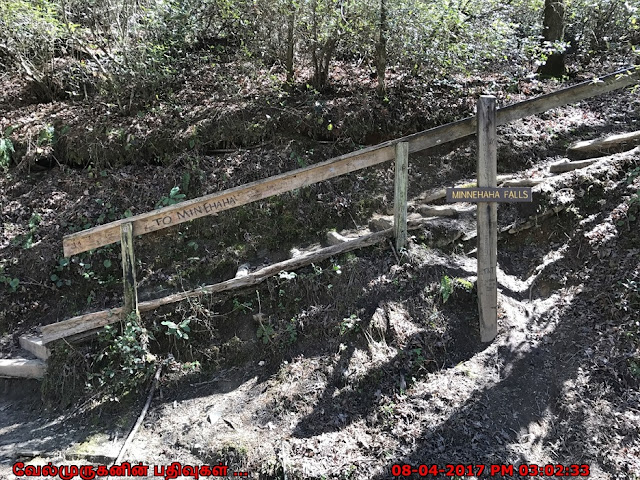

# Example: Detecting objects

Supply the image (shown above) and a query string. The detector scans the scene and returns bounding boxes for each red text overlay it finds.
[391,463,591,477]
[12,461,250,479]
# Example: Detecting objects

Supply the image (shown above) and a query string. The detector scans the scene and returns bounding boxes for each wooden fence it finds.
[42,67,640,343]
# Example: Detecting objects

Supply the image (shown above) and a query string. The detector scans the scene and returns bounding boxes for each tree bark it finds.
[538,0,566,78]
[285,1,296,84]
[375,0,387,95]
[309,0,338,90]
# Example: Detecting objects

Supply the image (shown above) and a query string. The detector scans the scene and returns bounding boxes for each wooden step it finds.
[19,335,51,361]
[0,358,46,379]
[568,130,640,159]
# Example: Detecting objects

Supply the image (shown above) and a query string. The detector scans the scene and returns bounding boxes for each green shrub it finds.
[87,314,156,401]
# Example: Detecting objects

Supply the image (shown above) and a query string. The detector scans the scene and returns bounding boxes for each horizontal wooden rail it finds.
[497,68,639,125]
[63,67,639,257]
[47,225,422,343]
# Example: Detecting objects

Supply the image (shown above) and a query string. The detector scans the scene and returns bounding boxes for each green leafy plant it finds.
[155,186,186,209]
[627,166,640,184]
[257,323,275,344]
[0,268,20,292]
[37,124,55,146]
[232,298,253,313]
[181,171,191,194]
[0,126,16,171]
[440,275,454,303]
[339,314,361,335]
[50,257,71,287]
[79,260,96,280]
[94,198,119,224]
[285,317,298,344]
[87,314,155,399]
[454,278,473,292]
[379,402,396,428]
[440,275,473,303]
[12,212,42,249]
[182,360,201,372]
[411,347,427,370]
[290,151,307,168]
[161,318,191,340]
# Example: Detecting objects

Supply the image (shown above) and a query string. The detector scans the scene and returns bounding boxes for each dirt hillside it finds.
[1,64,639,479]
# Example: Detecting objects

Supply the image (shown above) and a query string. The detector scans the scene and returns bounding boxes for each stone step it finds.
[19,335,51,361]
[0,357,46,379]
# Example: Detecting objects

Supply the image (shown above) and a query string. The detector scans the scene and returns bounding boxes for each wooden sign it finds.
[446,187,532,203]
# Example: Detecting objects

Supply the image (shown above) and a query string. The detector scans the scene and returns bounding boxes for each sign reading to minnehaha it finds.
[446,187,532,203]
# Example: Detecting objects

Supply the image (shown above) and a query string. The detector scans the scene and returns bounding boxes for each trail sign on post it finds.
[446,95,533,342]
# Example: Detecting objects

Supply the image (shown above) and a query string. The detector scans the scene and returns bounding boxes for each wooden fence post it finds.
[476,96,498,342]
[393,141,409,252]
[121,222,139,319]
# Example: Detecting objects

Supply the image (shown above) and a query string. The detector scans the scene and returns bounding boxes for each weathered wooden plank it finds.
[567,130,640,159]
[549,158,599,173]
[62,117,473,257]
[0,358,46,379]
[47,217,438,342]
[63,144,394,256]
[18,335,50,361]
[476,96,498,343]
[501,178,545,187]
[497,67,640,126]
[393,142,409,251]
[62,67,639,257]
[121,222,139,318]
[41,309,122,344]
[49,231,394,341]
[417,205,460,217]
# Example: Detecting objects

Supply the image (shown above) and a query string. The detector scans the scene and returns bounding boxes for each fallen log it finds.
[567,130,640,159]
[501,178,546,187]
[549,158,599,173]
[417,205,460,217]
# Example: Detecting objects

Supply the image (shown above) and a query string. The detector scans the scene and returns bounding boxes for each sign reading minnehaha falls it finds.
[446,186,532,203]
[447,96,533,342]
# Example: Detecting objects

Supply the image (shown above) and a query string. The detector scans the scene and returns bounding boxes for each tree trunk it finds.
[311,0,321,86]
[309,0,338,91]
[375,0,387,95]
[538,0,566,78]
[285,1,296,84]
[318,35,337,89]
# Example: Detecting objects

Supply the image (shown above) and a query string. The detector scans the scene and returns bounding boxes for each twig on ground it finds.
[108,362,163,475]
[388,240,401,265]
